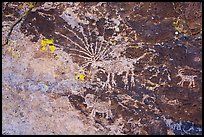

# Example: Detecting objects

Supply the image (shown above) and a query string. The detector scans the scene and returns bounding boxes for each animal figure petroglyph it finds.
[90,57,136,90]
[176,69,197,88]
[55,12,150,90]
[84,94,113,119]
[90,53,149,90]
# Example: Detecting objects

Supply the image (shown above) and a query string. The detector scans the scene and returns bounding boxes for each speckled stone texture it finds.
[2,2,202,135]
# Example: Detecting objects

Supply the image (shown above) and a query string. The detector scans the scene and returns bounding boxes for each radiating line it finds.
[55,32,92,55]
[99,47,112,61]
[95,44,111,61]
[69,48,93,58]
[66,27,92,55]
[96,40,103,58]
[81,61,93,68]
[69,53,93,60]
[81,27,92,53]
[94,41,98,56]
[90,43,95,56]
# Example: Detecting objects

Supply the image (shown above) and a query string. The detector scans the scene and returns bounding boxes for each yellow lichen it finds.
[55,55,59,59]
[110,41,116,45]
[40,39,54,47]
[49,45,56,53]
[8,46,12,52]
[54,73,59,78]
[75,69,85,81]
[28,2,35,8]
[46,39,54,45]
[173,18,187,34]
[131,46,139,49]
[41,46,47,51]
[41,40,47,47]
[173,18,180,25]
[173,21,179,25]
[76,74,85,81]
[40,38,56,53]
[11,51,15,58]
[16,51,21,58]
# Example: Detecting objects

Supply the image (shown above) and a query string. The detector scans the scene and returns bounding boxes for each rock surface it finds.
[2,2,202,135]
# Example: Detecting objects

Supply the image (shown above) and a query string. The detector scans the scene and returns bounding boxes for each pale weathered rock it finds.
[2,2,202,135]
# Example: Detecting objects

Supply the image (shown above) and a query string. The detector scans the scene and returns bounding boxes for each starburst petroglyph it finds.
[54,9,154,90]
